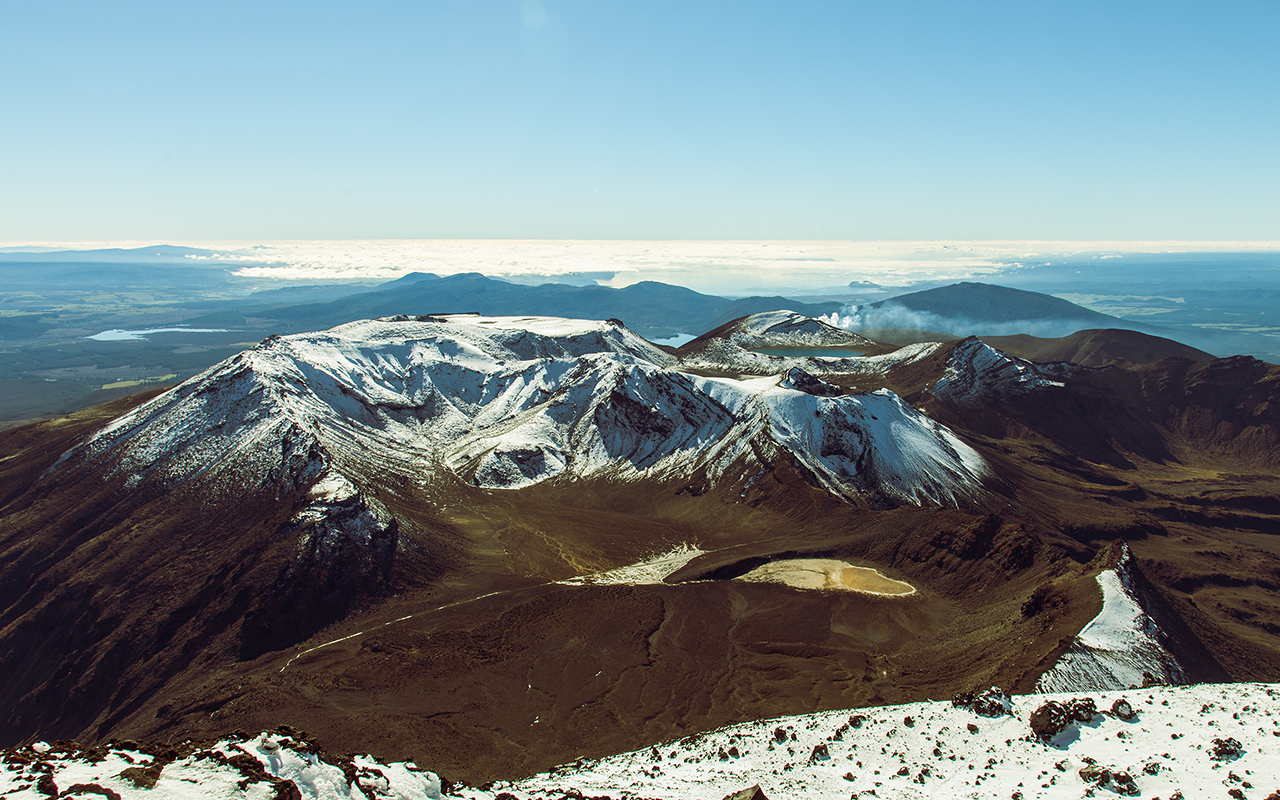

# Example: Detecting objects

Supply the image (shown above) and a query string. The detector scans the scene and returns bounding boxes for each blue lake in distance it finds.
[89,328,231,341]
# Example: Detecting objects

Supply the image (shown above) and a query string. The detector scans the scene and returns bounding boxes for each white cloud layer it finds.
[2,239,1277,296]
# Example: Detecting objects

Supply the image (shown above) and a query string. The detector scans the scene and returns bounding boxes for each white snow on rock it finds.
[682,333,940,377]
[56,315,987,507]
[563,543,707,586]
[931,338,1073,408]
[0,733,443,800]
[727,310,874,349]
[1036,546,1188,694]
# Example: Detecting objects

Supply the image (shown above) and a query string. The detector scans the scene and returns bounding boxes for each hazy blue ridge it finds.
[265,273,843,337]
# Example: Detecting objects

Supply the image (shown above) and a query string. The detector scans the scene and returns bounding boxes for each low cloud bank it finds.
[822,301,1130,339]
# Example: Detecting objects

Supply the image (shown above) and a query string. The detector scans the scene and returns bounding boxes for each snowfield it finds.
[4,684,1276,800]
[56,314,989,506]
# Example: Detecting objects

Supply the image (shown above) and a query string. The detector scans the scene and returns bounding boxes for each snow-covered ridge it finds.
[59,315,987,507]
[1037,546,1189,694]
[681,335,941,378]
[727,310,873,349]
[5,684,1275,800]
[931,338,1074,408]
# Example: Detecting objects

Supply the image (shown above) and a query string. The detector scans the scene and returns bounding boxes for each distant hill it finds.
[876,282,1119,325]
[266,272,845,337]
[982,328,1216,367]
[0,244,220,262]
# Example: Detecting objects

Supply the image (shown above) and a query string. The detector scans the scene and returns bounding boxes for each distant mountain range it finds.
[264,272,847,338]
[0,244,220,263]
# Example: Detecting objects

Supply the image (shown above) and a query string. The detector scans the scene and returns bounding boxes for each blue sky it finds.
[2,1,1277,241]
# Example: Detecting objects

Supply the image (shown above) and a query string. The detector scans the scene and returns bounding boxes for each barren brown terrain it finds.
[1,333,1278,785]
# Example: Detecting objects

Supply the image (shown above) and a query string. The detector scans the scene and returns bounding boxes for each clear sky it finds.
[2,1,1277,241]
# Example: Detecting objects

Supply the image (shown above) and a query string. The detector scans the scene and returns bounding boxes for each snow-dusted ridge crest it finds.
[1037,546,1190,693]
[931,337,1076,407]
[727,310,874,349]
[59,314,988,506]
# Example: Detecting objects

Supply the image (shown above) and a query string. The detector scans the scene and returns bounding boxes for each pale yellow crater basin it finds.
[737,558,916,596]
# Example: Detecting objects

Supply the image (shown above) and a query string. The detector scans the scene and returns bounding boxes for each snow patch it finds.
[563,544,707,586]
[1036,546,1188,693]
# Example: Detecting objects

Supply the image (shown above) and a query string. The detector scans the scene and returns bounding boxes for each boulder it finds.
[1110,699,1135,720]
[1029,701,1071,740]
[1066,697,1096,721]
[1210,737,1244,761]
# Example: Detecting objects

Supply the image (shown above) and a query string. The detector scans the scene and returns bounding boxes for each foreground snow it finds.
[5,684,1276,800]
[494,683,1279,800]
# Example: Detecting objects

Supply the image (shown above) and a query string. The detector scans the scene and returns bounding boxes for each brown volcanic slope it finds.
[982,328,1216,367]
[2,340,1279,784]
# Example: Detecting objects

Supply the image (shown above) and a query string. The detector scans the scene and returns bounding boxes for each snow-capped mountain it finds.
[57,314,988,506]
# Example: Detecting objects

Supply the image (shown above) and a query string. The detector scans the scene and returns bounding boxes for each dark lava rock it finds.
[1066,697,1097,721]
[952,686,1011,717]
[1079,764,1108,783]
[1030,700,1071,740]
[1079,764,1139,796]
[722,786,770,800]
[61,784,123,800]
[849,714,866,728]
[36,772,58,797]
[1111,770,1139,796]
[1211,737,1244,761]
[809,743,830,763]
[117,764,164,789]
[773,727,788,744]
[967,723,979,734]
[1110,699,1135,720]
[903,716,915,727]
